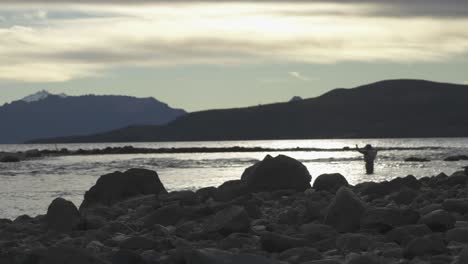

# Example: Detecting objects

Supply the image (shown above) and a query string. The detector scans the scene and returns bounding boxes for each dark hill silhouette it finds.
[0,94,186,143]
[29,79,468,143]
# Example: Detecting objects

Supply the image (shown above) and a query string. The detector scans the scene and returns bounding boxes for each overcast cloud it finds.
[0,1,467,82]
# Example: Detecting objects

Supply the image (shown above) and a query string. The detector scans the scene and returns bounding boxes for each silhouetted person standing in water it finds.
[355,144,377,174]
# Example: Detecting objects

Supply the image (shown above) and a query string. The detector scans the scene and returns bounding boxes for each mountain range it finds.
[28,79,468,143]
[0,92,186,143]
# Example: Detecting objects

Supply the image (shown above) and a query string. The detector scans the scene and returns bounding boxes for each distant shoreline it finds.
[0,145,446,161]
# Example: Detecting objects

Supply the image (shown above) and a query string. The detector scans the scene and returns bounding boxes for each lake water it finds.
[1,138,468,219]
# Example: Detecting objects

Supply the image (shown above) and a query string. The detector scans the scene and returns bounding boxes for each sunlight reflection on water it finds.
[1,138,467,219]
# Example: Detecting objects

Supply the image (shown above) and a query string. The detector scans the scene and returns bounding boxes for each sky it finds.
[0,0,467,112]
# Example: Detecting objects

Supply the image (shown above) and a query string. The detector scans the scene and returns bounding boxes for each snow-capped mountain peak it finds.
[21,90,67,103]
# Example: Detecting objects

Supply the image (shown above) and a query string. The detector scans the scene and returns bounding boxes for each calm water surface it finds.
[1,138,467,219]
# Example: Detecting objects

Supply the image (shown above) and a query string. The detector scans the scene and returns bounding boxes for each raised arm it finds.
[355,144,365,154]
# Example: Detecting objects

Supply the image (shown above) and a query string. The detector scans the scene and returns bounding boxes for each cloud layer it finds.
[1,2,468,82]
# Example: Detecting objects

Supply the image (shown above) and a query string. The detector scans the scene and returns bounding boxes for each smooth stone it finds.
[80,168,167,209]
[241,154,312,192]
[324,187,365,232]
[313,173,349,193]
[419,209,455,232]
[45,198,81,233]
[446,228,468,243]
[404,236,447,258]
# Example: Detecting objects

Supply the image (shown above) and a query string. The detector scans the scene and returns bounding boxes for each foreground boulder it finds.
[45,198,81,232]
[312,173,348,193]
[324,187,365,232]
[241,155,312,192]
[418,209,455,232]
[80,168,167,209]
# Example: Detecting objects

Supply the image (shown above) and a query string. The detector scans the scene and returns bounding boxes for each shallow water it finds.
[1,138,467,219]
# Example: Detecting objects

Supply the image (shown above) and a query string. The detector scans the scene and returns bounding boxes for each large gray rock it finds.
[45,198,81,232]
[313,173,349,193]
[404,236,447,258]
[241,155,312,192]
[418,209,455,232]
[204,205,250,235]
[447,228,468,243]
[80,168,167,209]
[214,180,249,202]
[324,187,365,232]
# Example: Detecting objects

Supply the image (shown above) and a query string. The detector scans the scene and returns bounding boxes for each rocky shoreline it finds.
[2,154,468,263]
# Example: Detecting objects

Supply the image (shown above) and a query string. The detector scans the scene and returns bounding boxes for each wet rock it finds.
[444,155,468,162]
[260,231,308,252]
[313,173,349,193]
[0,155,20,163]
[214,180,249,202]
[360,207,420,232]
[204,205,250,235]
[405,157,430,162]
[45,198,81,233]
[419,209,455,232]
[404,236,447,258]
[241,154,312,192]
[324,187,365,232]
[388,175,421,191]
[81,168,167,209]
[278,247,322,263]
